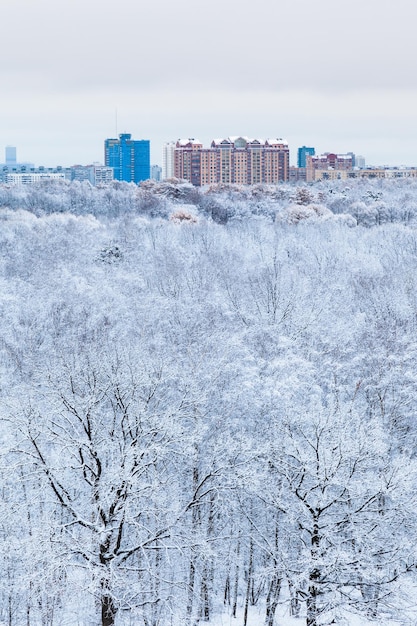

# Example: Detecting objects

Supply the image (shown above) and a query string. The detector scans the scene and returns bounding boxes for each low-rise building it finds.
[1,164,113,186]
[71,164,114,185]
[347,167,417,179]
[4,171,66,185]
[306,153,354,182]
[289,166,307,183]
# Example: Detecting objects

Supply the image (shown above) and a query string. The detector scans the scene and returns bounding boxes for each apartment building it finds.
[71,164,114,185]
[4,172,66,185]
[297,146,315,168]
[105,133,150,183]
[162,141,176,180]
[174,136,289,185]
[347,167,417,179]
[1,164,113,186]
[306,153,354,182]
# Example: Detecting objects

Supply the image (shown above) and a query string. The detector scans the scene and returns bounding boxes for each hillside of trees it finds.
[1,178,417,625]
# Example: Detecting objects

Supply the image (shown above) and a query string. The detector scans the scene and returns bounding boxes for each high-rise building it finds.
[297,146,315,168]
[162,141,176,179]
[174,139,203,185]
[355,155,366,169]
[151,165,162,182]
[104,133,150,183]
[0,146,34,172]
[174,136,289,186]
[5,146,17,166]
[347,152,356,167]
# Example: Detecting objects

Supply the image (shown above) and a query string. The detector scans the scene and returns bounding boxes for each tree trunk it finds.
[265,572,281,626]
[307,519,321,626]
[187,459,200,623]
[243,538,254,626]
[288,580,301,617]
[101,593,118,626]
[232,538,240,618]
[306,579,319,626]
[224,574,230,605]
[187,559,196,620]
[199,568,210,622]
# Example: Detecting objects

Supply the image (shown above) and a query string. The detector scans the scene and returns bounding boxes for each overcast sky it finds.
[0,0,416,167]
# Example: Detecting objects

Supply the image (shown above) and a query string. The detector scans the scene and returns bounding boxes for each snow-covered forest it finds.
[1,177,417,626]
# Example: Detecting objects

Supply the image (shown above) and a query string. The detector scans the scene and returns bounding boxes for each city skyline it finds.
[0,121,412,171]
[0,0,416,168]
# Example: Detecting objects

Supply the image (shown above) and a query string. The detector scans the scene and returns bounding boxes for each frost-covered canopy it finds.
[1,177,417,626]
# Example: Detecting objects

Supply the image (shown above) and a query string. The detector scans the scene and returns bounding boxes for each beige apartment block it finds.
[347,168,417,179]
[313,169,349,181]
[174,136,289,185]
[173,139,203,183]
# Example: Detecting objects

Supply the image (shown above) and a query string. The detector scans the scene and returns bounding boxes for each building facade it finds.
[71,164,114,185]
[289,166,307,183]
[151,164,162,182]
[306,153,354,182]
[0,146,34,172]
[5,146,17,166]
[104,133,150,183]
[347,167,417,179]
[297,146,315,168]
[174,136,289,186]
[4,172,66,185]
[162,142,176,179]
[355,155,366,169]
[1,164,113,186]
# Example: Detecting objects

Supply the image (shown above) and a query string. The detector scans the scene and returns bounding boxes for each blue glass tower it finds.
[104,133,150,183]
[297,146,315,168]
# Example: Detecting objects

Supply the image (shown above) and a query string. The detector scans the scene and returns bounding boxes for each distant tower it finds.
[104,133,150,183]
[355,155,366,169]
[151,164,162,182]
[162,141,176,179]
[297,146,315,168]
[5,146,17,166]
[347,152,356,167]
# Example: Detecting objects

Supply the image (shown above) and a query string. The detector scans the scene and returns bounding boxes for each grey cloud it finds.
[1,0,416,93]
[0,0,416,165]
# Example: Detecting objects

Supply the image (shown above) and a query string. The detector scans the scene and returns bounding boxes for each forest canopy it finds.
[1,178,417,626]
